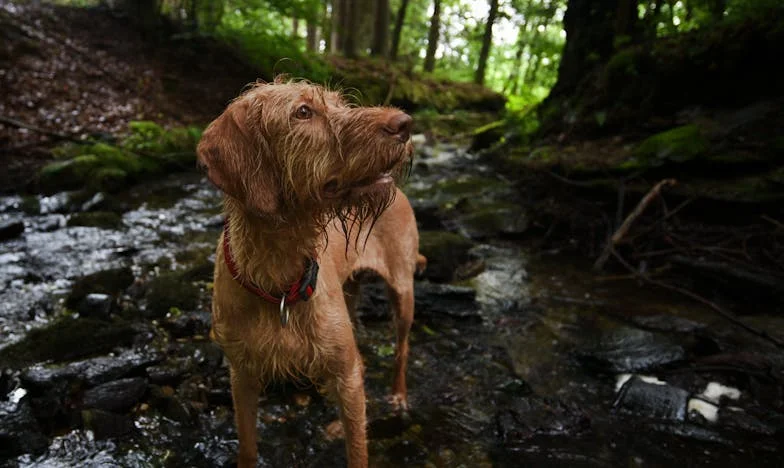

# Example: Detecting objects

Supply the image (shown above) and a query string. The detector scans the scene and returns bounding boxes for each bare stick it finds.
[594,178,677,271]
[0,115,81,142]
[610,248,784,349]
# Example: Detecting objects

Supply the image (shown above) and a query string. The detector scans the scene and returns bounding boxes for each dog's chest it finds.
[230,308,328,382]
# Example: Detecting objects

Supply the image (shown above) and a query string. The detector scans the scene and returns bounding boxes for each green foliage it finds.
[40,121,202,194]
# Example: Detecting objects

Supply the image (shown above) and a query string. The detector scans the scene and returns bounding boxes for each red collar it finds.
[222,222,318,306]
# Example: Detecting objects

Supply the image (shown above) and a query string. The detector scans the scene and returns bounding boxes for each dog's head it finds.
[197,79,413,226]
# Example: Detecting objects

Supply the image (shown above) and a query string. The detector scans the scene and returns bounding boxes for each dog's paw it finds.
[324,420,344,441]
[385,393,409,414]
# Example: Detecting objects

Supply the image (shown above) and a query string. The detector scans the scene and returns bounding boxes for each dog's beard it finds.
[330,179,397,248]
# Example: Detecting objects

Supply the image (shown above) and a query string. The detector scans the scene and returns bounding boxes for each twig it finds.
[0,115,81,142]
[610,248,784,349]
[761,215,784,231]
[594,178,677,271]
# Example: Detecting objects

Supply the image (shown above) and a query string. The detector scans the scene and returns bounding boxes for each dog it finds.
[197,78,425,468]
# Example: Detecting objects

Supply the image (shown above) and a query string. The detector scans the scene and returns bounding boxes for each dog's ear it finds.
[197,98,279,214]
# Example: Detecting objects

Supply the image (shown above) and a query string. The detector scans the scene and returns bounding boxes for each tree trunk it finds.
[292,18,300,38]
[125,0,159,31]
[330,0,344,54]
[343,0,359,57]
[189,0,198,32]
[547,0,624,100]
[474,0,499,85]
[423,0,442,73]
[390,0,409,61]
[371,0,390,57]
[306,20,318,51]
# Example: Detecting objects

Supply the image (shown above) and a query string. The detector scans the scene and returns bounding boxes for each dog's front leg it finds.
[230,366,261,468]
[330,345,368,468]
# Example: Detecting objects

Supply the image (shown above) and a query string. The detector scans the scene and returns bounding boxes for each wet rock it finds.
[0,219,25,241]
[455,204,529,239]
[149,385,194,424]
[143,271,200,318]
[162,310,211,338]
[146,359,190,385]
[720,408,780,435]
[65,267,135,309]
[418,230,479,282]
[0,389,50,458]
[80,409,135,439]
[79,192,125,213]
[496,396,590,443]
[358,281,480,322]
[578,327,685,373]
[22,348,163,390]
[614,375,690,421]
[631,314,706,333]
[415,282,481,321]
[82,377,147,412]
[77,293,115,318]
[67,211,123,229]
[409,199,445,230]
[384,439,428,465]
[0,318,137,369]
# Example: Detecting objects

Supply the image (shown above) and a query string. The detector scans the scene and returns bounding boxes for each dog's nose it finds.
[383,113,413,142]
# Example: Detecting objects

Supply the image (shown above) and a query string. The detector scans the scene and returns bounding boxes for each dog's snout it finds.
[383,113,413,142]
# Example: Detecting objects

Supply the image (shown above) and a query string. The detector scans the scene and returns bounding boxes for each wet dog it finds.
[197,79,425,468]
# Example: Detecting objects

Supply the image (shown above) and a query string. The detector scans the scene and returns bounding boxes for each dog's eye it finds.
[295,105,313,120]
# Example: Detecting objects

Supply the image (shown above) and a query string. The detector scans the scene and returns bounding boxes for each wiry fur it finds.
[198,79,424,468]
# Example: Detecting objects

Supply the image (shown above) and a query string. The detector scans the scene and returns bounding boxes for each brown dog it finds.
[197,79,425,468]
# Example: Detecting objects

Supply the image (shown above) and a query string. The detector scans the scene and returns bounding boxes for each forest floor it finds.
[0,0,260,192]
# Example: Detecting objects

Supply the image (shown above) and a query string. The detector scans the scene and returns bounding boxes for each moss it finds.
[20,196,40,215]
[67,211,124,229]
[0,317,136,368]
[436,176,504,197]
[66,267,135,309]
[606,48,640,78]
[144,271,201,318]
[418,230,476,282]
[40,121,201,194]
[457,202,529,239]
[633,125,710,165]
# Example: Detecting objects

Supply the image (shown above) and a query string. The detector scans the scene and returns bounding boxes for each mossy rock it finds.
[455,203,529,239]
[40,122,201,194]
[470,120,506,152]
[0,318,136,369]
[66,211,124,229]
[418,230,478,283]
[630,125,710,167]
[144,271,201,318]
[66,267,135,309]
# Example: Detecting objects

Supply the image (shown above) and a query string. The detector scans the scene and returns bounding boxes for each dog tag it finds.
[279,297,290,327]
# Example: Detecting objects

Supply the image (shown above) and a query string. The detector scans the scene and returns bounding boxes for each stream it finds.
[1,138,782,467]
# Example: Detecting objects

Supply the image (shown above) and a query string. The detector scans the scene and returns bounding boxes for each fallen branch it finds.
[594,178,677,271]
[0,115,81,142]
[610,248,784,349]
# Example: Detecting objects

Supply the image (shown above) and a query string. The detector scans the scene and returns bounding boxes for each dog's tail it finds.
[415,253,427,275]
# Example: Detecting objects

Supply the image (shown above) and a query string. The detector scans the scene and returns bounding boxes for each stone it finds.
[0,390,49,458]
[82,377,147,412]
[0,220,25,241]
[65,267,135,309]
[80,409,134,439]
[77,293,114,318]
[578,327,685,373]
[418,230,478,283]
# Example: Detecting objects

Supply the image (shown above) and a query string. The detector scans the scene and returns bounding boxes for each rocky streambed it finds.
[1,139,783,467]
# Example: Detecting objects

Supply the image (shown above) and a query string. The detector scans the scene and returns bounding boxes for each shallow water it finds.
[1,141,782,467]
